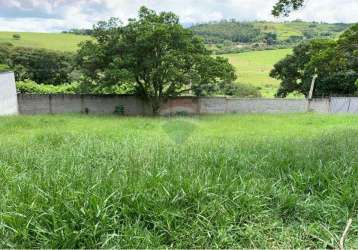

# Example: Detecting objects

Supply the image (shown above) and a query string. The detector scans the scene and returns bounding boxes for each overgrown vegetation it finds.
[0,114,357,248]
[16,80,80,94]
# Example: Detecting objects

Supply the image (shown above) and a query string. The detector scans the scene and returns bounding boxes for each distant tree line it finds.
[191,21,264,44]
[62,29,94,36]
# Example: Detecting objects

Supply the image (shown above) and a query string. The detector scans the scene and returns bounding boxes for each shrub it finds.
[12,34,21,40]
[222,82,262,97]
[16,80,80,94]
[0,64,10,72]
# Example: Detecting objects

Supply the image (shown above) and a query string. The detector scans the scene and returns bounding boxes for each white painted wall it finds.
[0,72,18,115]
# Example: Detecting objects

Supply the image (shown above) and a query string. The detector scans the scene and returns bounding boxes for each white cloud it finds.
[0,0,357,32]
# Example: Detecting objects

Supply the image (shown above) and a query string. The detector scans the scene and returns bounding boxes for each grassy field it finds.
[253,21,349,40]
[0,114,357,248]
[0,32,90,52]
[222,49,292,97]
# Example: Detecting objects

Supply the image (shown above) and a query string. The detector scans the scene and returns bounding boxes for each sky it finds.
[0,0,357,32]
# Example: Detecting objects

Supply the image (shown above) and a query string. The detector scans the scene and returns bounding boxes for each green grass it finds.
[0,32,91,52]
[253,21,350,40]
[0,114,357,248]
[222,49,292,97]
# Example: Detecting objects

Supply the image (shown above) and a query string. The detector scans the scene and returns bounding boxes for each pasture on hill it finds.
[0,114,357,248]
[253,21,349,40]
[222,49,292,97]
[0,32,91,52]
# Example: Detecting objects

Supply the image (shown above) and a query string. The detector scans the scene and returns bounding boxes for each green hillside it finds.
[253,21,350,40]
[0,21,352,53]
[222,49,292,97]
[191,20,351,43]
[0,32,90,52]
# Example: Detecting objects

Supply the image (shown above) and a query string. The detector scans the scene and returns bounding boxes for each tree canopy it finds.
[270,24,358,97]
[272,0,305,17]
[77,7,237,114]
[0,44,74,84]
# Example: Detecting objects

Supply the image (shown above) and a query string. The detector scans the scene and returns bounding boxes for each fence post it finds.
[306,72,318,112]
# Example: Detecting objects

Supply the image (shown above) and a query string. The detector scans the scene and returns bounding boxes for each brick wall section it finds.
[160,97,200,115]
[16,94,331,115]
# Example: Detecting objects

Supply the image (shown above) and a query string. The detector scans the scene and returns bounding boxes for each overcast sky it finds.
[0,0,357,32]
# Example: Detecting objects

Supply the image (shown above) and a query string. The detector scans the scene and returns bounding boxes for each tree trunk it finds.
[151,98,161,116]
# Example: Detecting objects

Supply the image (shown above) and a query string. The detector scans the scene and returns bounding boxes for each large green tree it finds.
[77,7,237,114]
[271,24,358,97]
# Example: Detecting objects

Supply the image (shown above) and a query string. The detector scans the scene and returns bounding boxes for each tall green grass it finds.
[0,114,357,248]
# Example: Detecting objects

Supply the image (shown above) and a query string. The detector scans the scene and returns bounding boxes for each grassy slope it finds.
[0,32,90,52]
[253,21,348,40]
[191,21,350,43]
[0,114,357,248]
[222,49,292,97]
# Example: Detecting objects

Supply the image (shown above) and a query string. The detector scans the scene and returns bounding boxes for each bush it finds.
[221,82,262,97]
[16,80,80,94]
[0,64,10,72]
[13,34,21,40]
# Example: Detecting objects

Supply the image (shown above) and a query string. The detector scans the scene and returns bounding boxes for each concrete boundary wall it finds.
[0,72,18,115]
[18,94,148,115]
[17,94,331,115]
[330,97,358,113]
